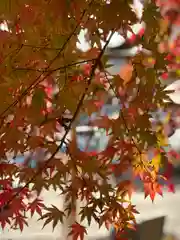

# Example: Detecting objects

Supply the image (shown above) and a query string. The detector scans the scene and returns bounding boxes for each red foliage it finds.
[27,198,45,217]
[0,0,178,237]
[68,222,87,240]
[161,72,169,80]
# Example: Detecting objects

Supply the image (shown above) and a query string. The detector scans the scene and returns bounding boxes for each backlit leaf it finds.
[68,222,87,240]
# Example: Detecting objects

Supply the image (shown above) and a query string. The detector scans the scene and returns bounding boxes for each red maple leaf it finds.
[144,181,163,201]
[86,151,98,157]
[165,53,173,61]
[167,183,175,193]
[9,196,27,215]
[68,222,87,240]
[12,213,28,231]
[0,212,11,229]
[82,63,92,76]
[163,161,173,180]
[0,178,12,189]
[161,72,169,80]
[94,100,104,108]
[128,33,136,44]
[27,198,45,217]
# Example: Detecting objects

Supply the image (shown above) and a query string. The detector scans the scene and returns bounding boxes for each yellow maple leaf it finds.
[151,153,161,172]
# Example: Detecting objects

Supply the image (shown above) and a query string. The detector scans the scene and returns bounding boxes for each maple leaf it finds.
[144,181,163,201]
[167,183,175,193]
[0,178,12,189]
[39,205,65,231]
[161,72,169,80]
[116,180,134,200]
[118,63,133,86]
[9,195,27,216]
[86,151,98,157]
[0,205,12,229]
[150,153,161,172]
[11,214,28,231]
[27,198,45,217]
[68,222,87,240]
[163,161,173,180]
[82,63,92,76]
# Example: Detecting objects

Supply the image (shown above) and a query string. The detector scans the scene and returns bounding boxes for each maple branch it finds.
[14,43,68,51]
[40,115,72,129]
[2,45,23,65]
[4,28,116,208]
[12,58,96,73]
[0,0,95,120]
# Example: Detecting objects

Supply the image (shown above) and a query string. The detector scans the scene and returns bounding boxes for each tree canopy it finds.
[0,0,178,239]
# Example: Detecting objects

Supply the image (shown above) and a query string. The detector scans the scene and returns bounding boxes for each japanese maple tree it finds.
[0,0,177,239]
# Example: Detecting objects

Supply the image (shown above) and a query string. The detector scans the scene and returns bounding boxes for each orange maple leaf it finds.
[118,63,133,86]
[144,181,163,201]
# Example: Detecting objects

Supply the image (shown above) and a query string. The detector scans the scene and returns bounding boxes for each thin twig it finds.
[12,58,96,73]
[1,45,23,65]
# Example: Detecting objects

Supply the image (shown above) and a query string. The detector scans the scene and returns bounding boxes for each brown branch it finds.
[12,58,96,73]
[15,44,63,51]
[2,45,23,64]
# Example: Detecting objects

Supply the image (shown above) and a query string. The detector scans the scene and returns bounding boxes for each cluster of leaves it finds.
[0,0,178,239]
